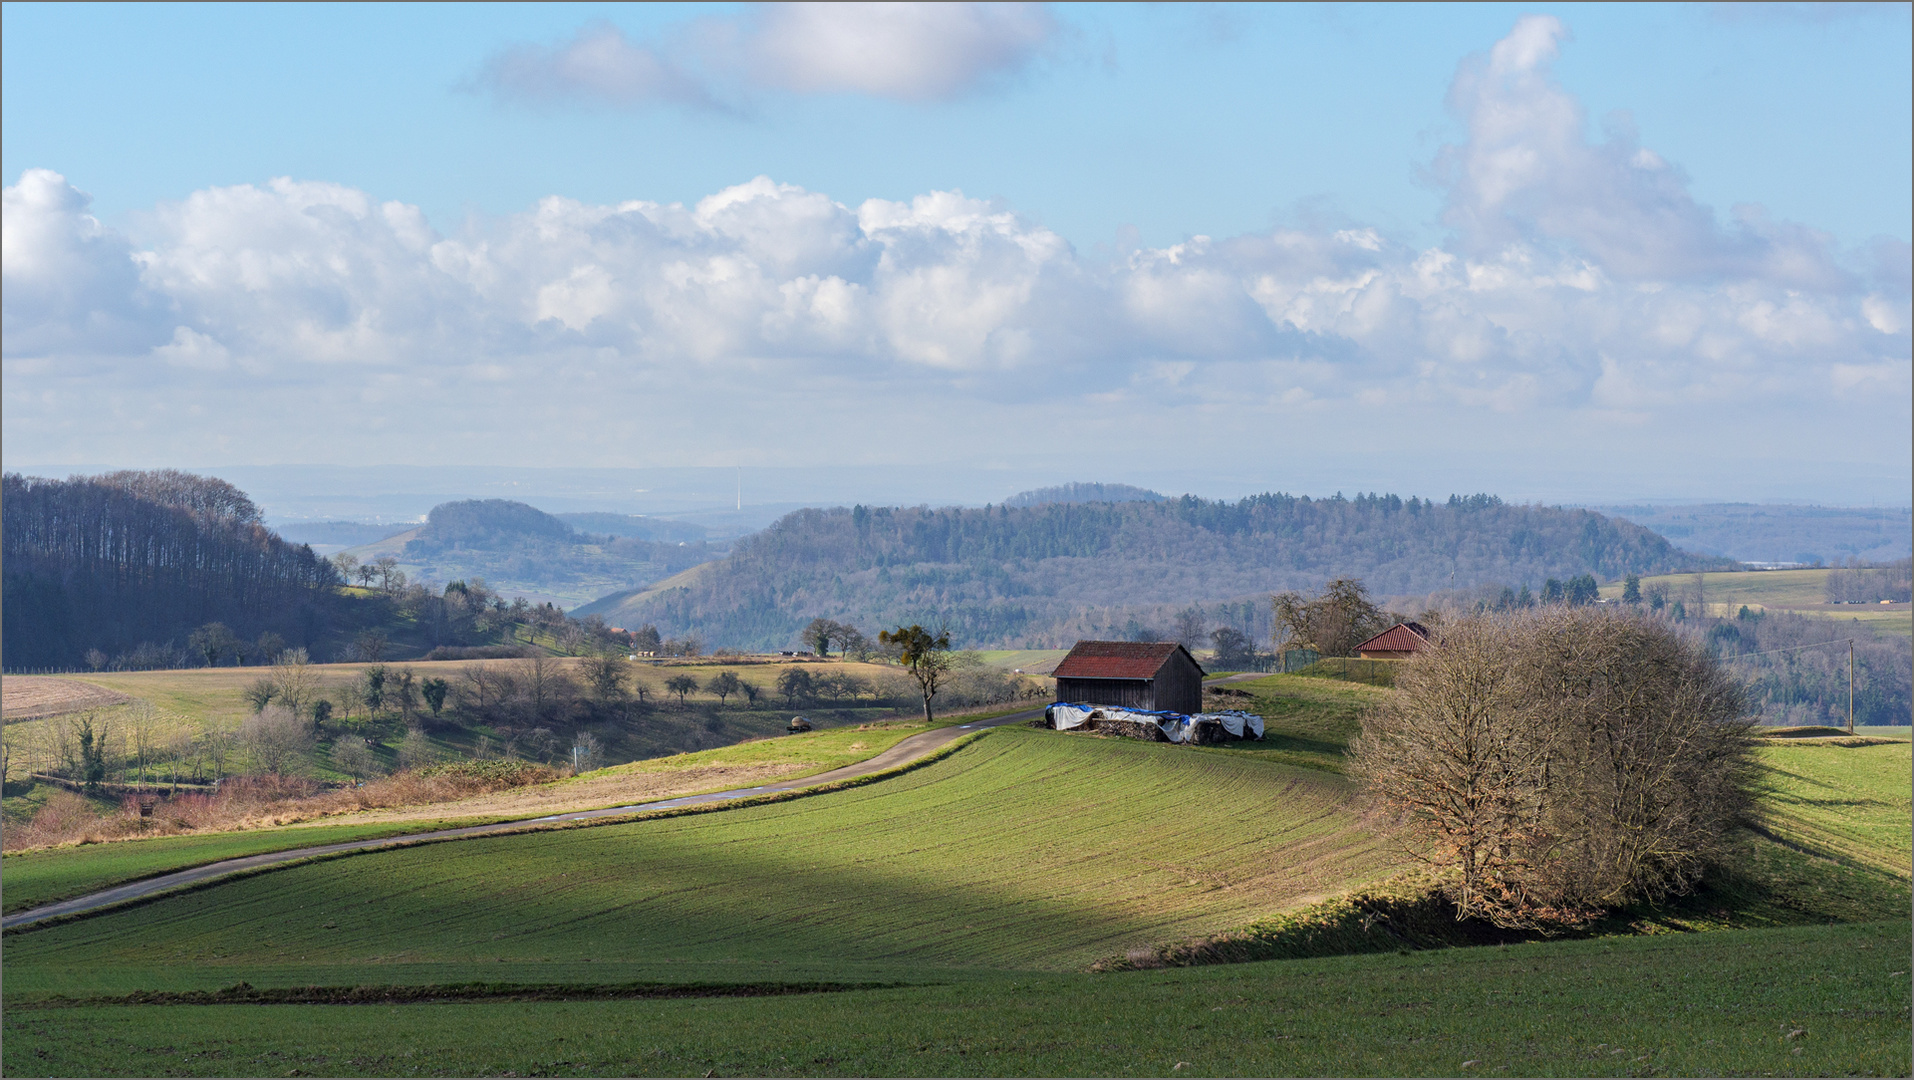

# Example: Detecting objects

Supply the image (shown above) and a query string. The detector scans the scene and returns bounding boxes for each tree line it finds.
[2,471,344,670]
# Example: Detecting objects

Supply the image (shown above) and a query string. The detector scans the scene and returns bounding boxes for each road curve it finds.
[2,708,1042,930]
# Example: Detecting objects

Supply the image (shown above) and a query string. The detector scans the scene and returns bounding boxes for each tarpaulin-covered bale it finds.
[1044,703,1262,746]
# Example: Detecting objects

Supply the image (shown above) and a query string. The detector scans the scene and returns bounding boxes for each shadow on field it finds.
[3,731,1385,992]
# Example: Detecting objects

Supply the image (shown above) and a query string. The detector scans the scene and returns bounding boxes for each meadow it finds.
[0,728,1395,996]
[1,721,935,913]
[4,917,1905,1077]
[3,669,1907,1077]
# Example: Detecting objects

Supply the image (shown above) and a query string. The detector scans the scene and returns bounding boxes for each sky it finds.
[3,2,1910,508]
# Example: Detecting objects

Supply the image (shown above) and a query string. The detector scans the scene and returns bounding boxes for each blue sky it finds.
[5,3,1908,251]
[3,3,1910,505]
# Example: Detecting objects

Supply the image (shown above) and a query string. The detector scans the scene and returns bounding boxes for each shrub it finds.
[1350,607,1756,930]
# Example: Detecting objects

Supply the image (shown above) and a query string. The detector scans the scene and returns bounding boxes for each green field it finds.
[4,671,1908,1077]
[0,729,1394,996]
[1756,740,1913,880]
[5,920,1906,1077]
[1,722,933,913]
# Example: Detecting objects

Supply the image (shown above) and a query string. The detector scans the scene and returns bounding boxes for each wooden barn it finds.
[1355,621,1431,660]
[1052,641,1205,715]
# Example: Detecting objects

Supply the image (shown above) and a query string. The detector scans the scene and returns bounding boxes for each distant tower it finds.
[736,467,742,511]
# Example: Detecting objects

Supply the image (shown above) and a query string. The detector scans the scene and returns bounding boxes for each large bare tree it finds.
[1350,606,1756,929]
[1272,578,1389,658]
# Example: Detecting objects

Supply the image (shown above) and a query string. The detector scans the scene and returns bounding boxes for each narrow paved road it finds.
[2,708,1042,930]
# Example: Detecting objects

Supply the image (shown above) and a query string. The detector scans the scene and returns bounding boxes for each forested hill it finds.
[575,492,1731,650]
[388,499,727,607]
[2,471,344,669]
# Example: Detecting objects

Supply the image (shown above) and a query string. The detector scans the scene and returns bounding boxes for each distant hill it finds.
[554,512,707,543]
[1589,503,1913,566]
[363,499,729,608]
[575,492,1732,650]
[1004,482,1167,508]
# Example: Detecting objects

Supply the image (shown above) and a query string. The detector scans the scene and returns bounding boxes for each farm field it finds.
[4,919,1905,1077]
[3,670,1908,1076]
[0,722,933,912]
[0,728,1397,997]
[1756,739,1913,880]
[0,656,962,793]
[1602,568,1912,635]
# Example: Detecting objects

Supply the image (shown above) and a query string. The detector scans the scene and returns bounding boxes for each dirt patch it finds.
[14,978,899,1009]
[1,678,131,723]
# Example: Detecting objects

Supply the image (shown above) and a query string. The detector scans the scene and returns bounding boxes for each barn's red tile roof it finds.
[1356,622,1431,654]
[1052,641,1197,680]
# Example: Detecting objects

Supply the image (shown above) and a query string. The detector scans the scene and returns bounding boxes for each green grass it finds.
[1,729,1393,996]
[4,920,1906,1077]
[1,723,934,914]
[1202,672,1384,773]
[1755,740,1913,880]
[1,819,509,916]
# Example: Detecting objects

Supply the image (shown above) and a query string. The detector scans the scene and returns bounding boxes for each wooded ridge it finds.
[576,492,1732,650]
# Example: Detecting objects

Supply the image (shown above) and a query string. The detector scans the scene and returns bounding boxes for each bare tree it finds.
[776,666,813,707]
[665,674,699,705]
[397,728,437,770]
[581,654,627,702]
[1351,607,1756,929]
[333,738,377,783]
[241,705,312,775]
[1171,607,1207,650]
[1272,579,1389,658]
[270,648,318,720]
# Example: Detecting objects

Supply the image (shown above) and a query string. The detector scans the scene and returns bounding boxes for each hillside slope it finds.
[578,492,1730,649]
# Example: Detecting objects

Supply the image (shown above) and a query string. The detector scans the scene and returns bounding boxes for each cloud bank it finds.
[476,2,1059,109]
[4,17,1908,498]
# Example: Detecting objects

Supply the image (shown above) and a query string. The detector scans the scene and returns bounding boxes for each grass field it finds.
[4,671,1908,1077]
[1,722,932,913]
[1,657,955,795]
[4,920,1906,1077]
[1756,739,1913,880]
[0,728,1393,996]
[1601,568,1913,636]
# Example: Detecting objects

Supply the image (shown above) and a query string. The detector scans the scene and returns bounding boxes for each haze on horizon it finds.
[3,4,1909,507]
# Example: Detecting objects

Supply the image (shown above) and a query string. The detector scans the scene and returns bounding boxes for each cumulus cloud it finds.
[1434,14,1847,289]
[4,18,1906,487]
[475,2,1058,109]
[1,169,167,356]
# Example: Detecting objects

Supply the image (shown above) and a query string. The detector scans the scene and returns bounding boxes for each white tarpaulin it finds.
[1045,703,1263,742]
[1189,710,1265,739]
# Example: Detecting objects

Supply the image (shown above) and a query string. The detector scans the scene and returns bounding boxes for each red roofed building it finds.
[1355,622,1431,660]
[1052,641,1205,714]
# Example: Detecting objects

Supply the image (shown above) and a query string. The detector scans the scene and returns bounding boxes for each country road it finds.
[1,708,1043,931]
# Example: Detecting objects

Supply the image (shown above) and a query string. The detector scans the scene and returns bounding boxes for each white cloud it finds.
[476,3,1058,109]
[3,18,1906,491]
[476,21,718,110]
[736,2,1057,100]
[1,169,166,356]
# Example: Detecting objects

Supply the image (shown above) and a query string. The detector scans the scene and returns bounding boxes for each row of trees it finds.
[1825,560,1913,604]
